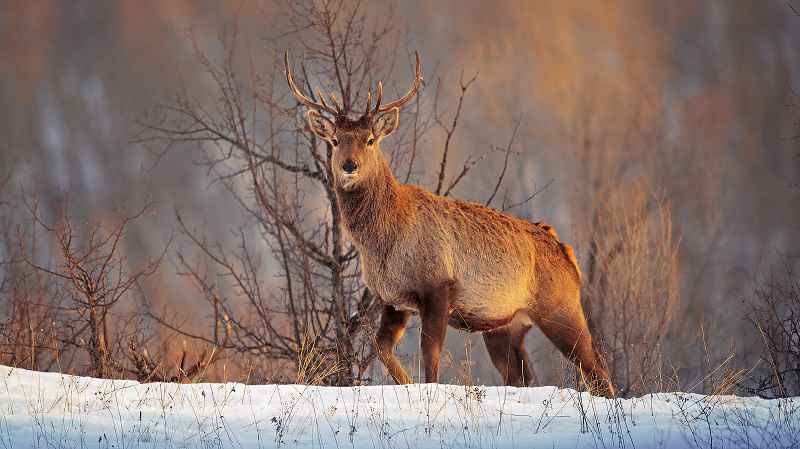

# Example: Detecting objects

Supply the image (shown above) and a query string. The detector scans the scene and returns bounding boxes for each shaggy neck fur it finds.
[336,156,410,254]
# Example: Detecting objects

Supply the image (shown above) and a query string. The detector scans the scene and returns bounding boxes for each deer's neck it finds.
[336,159,409,253]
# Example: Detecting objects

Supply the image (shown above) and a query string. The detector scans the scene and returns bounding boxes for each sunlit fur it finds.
[308,111,614,397]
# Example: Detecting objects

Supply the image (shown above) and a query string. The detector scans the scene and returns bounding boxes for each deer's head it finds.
[285,52,422,191]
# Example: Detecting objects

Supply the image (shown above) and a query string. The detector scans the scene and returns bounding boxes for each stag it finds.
[285,51,615,396]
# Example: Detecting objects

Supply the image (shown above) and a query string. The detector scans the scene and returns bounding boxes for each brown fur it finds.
[534,221,582,281]
[329,133,612,395]
[291,59,613,396]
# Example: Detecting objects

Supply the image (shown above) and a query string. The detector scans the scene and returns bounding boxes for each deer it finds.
[285,51,615,397]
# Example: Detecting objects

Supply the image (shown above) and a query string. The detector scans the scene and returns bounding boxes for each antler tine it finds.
[316,88,331,109]
[374,51,422,114]
[328,91,342,111]
[364,89,372,117]
[374,81,383,113]
[284,51,339,116]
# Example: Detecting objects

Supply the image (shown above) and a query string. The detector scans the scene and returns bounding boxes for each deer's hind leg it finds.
[533,294,615,397]
[376,305,412,384]
[483,312,537,386]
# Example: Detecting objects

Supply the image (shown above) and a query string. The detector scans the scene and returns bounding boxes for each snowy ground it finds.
[0,366,798,449]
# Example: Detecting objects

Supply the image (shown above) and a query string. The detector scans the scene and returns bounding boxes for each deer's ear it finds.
[373,107,400,138]
[306,110,335,140]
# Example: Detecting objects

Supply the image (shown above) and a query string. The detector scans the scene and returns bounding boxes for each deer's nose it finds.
[342,159,358,174]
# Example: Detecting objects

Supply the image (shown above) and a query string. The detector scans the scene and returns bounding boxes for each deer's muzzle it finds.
[342,159,359,174]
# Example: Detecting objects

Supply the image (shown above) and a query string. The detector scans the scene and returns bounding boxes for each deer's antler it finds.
[363,51,422,119]
[284,51,341,116]
[285,50,422,120]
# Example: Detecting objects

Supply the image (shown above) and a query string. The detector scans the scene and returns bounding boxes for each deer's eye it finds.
[367,137,375,146]
[330,138,339,147]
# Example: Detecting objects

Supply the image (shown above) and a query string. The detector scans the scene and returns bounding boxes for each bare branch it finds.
[435,72,477,195]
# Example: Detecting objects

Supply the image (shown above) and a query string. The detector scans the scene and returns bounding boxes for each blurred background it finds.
[1,0,799,396]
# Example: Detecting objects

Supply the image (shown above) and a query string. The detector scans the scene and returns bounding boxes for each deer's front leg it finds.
[420,280,457,383]
[376,305,412,384]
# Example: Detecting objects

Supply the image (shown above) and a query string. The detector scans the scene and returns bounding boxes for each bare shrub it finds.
[579,181,680,396]
[746,262,800,397]
[0,242,61,371]
[12,197,223,381]
[0,174,65,372]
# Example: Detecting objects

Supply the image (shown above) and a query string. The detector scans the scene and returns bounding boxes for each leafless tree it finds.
[139,0,530,385]
[17,197,218,381]
[746,262,800,397]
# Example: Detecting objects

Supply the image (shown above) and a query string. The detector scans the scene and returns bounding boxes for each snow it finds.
[0,365,798,448]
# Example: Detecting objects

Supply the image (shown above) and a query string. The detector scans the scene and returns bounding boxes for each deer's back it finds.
[361,185,581,331]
